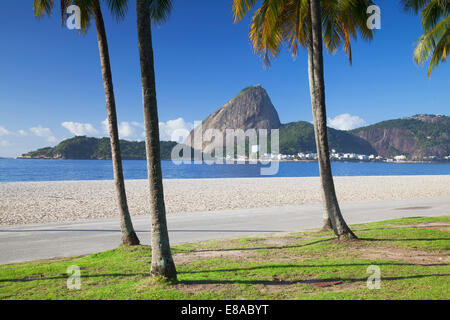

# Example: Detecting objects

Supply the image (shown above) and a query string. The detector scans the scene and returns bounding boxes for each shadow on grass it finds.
[178,261,449,275]
[190,236,449,254]
[178,273,450,286]
[191,238,334,253]
[359,238,450,242]
[2,268,448,286]
[2,262,448,285]
[353,225,450,233]
[0,273,149,283]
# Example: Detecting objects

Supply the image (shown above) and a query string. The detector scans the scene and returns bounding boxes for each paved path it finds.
[0,197,448,265]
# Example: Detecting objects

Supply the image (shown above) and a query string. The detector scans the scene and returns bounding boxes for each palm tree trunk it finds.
[136,0,177,280]
[308,0,357,240]
[93,4,140,246]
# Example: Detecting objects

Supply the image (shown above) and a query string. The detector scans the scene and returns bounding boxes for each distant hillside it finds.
[20,136,192,160]
[351,115,449,159]
[184,86,380,156]
[280,121,377,155]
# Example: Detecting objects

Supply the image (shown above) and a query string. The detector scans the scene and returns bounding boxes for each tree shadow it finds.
[0,272,149,283]
[359,237,450,242]
[190,238,334,253]
[178,261,449,275]
[353,225,450,233]
[4,268,447,287]
[178,273,450,286]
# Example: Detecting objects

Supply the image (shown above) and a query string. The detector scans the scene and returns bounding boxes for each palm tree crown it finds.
[34,0,128,32]
[402,0,449,76]
[232,0,375,66]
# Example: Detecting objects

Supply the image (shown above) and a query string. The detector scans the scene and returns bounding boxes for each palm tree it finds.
[401,0,449,76]
[34,0,140,245]
[233,0,375,239]
[136,0,177,280]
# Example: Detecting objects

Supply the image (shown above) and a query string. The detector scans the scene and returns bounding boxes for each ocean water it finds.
[0,159,449,182]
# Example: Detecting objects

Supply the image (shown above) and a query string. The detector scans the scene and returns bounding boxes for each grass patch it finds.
[0,216,448,300]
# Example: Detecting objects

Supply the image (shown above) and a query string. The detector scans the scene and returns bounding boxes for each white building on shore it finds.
[394,155,407,161]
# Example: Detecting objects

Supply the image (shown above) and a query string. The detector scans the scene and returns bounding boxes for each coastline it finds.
[1,175,449,226]
[12,157,450,163]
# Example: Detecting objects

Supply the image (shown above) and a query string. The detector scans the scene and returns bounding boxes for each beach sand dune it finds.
[0,176,449,226]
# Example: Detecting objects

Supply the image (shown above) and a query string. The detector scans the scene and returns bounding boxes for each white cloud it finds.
[101,119,142,140]
[1,127,30,137]
[328,113,367,131]
[62,122,99,136]
[0,140,12,147]
[101,119,109,134]
[30,125,52,137]
[159,118,193,142]
[131,121,144,128]
[29,125,57,143]
[100,118,192,142]
[0,126,12,136]
[0,126,60,157]
[118,122,137,139]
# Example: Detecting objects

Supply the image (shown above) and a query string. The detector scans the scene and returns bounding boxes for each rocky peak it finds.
[184,85,281,151]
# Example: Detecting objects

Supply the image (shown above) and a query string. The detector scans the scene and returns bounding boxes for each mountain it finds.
[350,115,450,159]
[184,85,281,153]
[184,85,376,156]
[20,136,191,160]
[280,121,377,155]
[19,90,449,161]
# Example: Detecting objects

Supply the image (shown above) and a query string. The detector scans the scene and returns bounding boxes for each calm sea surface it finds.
[0,159,449,182]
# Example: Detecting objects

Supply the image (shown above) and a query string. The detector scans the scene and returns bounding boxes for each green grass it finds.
[0,216,449,300]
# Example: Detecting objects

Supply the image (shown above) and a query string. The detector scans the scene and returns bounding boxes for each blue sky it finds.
[0,1,449,157]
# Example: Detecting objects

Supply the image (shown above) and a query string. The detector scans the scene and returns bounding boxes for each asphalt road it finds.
[0,197,448,265]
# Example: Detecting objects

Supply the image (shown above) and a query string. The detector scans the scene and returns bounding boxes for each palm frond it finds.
[148,0,173,26]
[105,0,129,20]
[250,0,287,66]
[413,14,450,76]
[421,0,449,31]
[34,0,55,17]
[232,0,260,22]
[401,0,432,13]
[321,0,374,64]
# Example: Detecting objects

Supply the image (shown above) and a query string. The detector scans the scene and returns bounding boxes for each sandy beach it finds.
[0,175,449,226]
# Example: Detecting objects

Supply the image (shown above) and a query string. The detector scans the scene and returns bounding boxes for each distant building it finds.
[394,155,407,161]
[358,155,368,161]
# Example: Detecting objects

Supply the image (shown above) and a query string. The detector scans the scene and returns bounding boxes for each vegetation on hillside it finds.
[280,121,377,155]
[21,136,189,161]
[351,115,450,151]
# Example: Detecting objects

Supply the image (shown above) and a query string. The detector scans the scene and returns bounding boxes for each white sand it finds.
[0,176,449,226]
